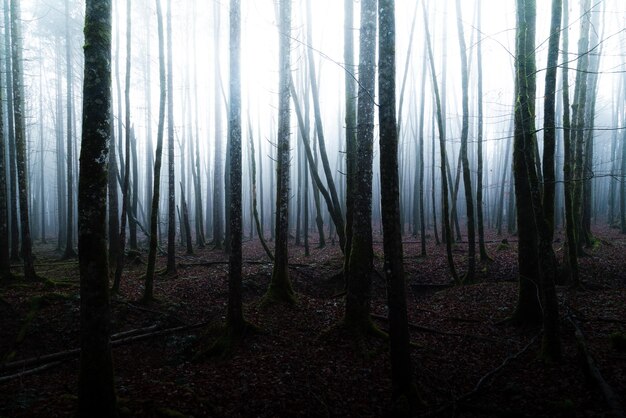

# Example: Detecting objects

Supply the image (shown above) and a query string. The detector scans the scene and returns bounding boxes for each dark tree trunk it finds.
[345,0,376,328]
[166,0,177,275]
[511,0,542,326]
[212,3,224,249]
[0,49,10,278]
[455,0,476,283]
[144,0,167,302]
[78,1,117,415]
[266,0,295,305]
[10,0,36,281]
[423,1,458,282]
[227,0,246,331]
[4,0,18,261]
[561,0,580,284]
[378,0,418,409]
[344,0,356,270]
[63,0,77,259]
[180,183,193,255]
[475,1,488,261]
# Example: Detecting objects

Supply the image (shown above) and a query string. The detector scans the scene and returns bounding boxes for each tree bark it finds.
[166,0,177,274]
[78,1,117,415]
[378,0,418,408]
[266,0,295,304]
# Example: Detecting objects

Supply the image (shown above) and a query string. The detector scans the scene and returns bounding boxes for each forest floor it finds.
[0,226,625,417]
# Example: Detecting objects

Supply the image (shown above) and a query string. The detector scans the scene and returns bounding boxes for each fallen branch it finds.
[370,314,503,343]
[0,361,63,384]
[0,322,208,378]
[567,312,625,418]
[425,334,539,417]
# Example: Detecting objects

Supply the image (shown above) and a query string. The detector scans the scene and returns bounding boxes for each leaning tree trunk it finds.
[265,0,295,305]
[422,1,458,282]
[10,0,36,281]
[78,1,117,415]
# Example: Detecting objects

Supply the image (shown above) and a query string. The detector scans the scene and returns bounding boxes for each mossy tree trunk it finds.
[266,0,295,305]
[78,0,117,415]
[511,0,543,327]
[344,0,376,328]
[378,0,418,409]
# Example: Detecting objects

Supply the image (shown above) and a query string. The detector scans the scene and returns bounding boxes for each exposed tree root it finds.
[567,311,625,418]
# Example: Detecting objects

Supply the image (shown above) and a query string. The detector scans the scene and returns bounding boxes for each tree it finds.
[422,1,458,282]
[166,0,177,275]
[10,0,37,281]
[344,0,377,329]
[144,0,167,302]
[113,0,132,294]
[454,0,476,283]
[212,2,224,249]
[226,0,246,333]
[78,0,117,415]
[378,0,418,409]
[265,0,295,305]
[343,0,356,272]
[62,0,77,259]
[0,49,10,279]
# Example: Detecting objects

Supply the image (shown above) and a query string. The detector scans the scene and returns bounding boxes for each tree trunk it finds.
[63,0,77,259]
[511,0,543,326]
[378,0,418,408]
[78,1,117,415]
[455,0,476,283]
[0,47,10,278]
[144,0,167,302]
[10,0,36,281]
[166,0,177,275]
[475,1,488,261]
[345,0,377,328]
[561,0,580,284]
[423,1,458,282]
[212,3,224,249]
[266,0,294,305]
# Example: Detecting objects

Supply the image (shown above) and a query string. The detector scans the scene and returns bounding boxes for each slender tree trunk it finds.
[63,0,76,258]
[344,0,356,271]
[4,0,18,262]
[180,183,193,254]
[561,0,580,284]
[0,48,10,278]
[112,0,132,294]
[475,1,488,261]
[212,4,224,250]
[455,0,476,283]
[423,2,458,282]
[166,0,177,274]
[305,0,345,252]
[78,1,117,414]
[418,57,427,257]
[10,0,36,281]
[266,0,294,304]
[144,0,167,302]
